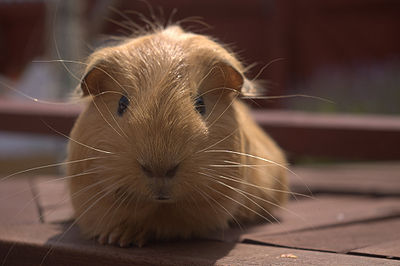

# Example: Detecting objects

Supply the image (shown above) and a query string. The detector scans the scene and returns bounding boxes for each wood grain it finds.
[351,239,400,259]
[290,162,400,196]
[244,218,400,254]
[33,177,74,224]
[238,196,400,239]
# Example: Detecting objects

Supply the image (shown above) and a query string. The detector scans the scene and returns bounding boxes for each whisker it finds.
[241,94,335,104]
[217,159,300,201]
[207,163,274,168]
[190,183,243,230]
[176,16,211,31]
[85,87,124,139]
[206,159,299,202]
[138,0,159,24]
[51,2,82,85]
[251,58,285,82]
[200,173,277,224]
[125,10,161,33]
[205,90,223,122]
[203,183,274,224]
[196,128,239,154]
[0,168,102,202]
[99,95,129,140]
[107,6,147,36]
[200,167,312,199]
[42,121,115,155]
[109,187,132,220]
[40,181,120,265]
[206,149,313,196]
[84,64,132,97]
[104,17,135,34]
[0,156,108,183]
[202,64,232,122]
[41,173,125,262]
[222,159,275,167]
[35,59,131,98]
[1,242,16,266]
[95,90,126,98]
[204,149,292,176]
[207,92,240,129]
[183,181,220,218]
[166,8,177,28]
[197,86,238,98]
[33,59,88,66]
[65,175,116,204]
[133,192,142,221]
[200,170,310,224]
[93,188,129,243]
[29,173,116,227]
[0,79,84,105]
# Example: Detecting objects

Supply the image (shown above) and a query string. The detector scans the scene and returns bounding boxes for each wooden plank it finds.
[254,110,400,160]
[0,223,398,266]
[0,178,39,224]
[253,110,400,131]
[351,239,400,259]
[0,99,81,136]
[290,162,400,196]
[33,177,74,224]
[243,217,400,254]
[234,195,400,243]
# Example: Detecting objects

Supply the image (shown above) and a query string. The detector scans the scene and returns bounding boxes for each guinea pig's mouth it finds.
[153,194,175,203]
[151,186,174,203]
[155,195,171,201]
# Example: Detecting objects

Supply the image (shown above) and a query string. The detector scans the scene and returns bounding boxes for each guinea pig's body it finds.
[67,26,287,247]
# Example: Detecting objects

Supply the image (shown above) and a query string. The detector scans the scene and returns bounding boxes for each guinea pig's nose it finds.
[140,163,179,178]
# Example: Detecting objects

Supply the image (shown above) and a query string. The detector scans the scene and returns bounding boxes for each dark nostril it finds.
[140,164,153,177]
[165,164,179,178]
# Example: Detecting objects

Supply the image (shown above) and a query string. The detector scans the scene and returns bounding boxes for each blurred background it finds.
[0,0,400,174]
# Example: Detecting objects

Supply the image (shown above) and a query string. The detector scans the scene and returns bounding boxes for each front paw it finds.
[97,226,147,247]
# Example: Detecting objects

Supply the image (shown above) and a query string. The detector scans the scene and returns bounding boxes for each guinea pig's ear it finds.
[205,61,262,97]
[80,65,105,96]
[203,61,244,95]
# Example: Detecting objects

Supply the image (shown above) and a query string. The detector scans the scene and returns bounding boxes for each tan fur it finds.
[67,25,288,247]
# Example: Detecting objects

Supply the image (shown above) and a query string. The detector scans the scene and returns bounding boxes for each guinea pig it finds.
[67,25,288,247]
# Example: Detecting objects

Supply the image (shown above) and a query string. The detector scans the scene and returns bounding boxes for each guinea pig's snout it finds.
[140,163,180,179]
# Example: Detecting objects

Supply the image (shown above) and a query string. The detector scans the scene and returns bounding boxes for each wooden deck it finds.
[1,162,399,265]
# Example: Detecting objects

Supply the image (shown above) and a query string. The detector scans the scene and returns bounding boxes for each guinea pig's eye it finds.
[117,95,130,116]
[194,96,206,116]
